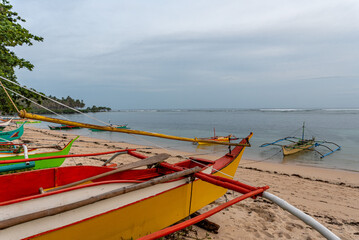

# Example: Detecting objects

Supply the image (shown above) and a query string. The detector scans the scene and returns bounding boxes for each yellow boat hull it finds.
[282,140,314,156]
[24,150,244,239]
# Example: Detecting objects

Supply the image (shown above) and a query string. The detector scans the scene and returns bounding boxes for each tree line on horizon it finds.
[29,95,112,114]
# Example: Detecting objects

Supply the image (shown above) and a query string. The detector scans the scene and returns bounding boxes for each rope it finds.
[286,126,303,138]
[0,76,110,126]
[0,80,20,113]
[238,149,283,166]
[2,86,71,121]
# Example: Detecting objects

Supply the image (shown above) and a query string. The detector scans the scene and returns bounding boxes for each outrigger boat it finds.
[0,123,25,142]
[0,76,340,239]
[0,137,78,174]
[260,122,341,158]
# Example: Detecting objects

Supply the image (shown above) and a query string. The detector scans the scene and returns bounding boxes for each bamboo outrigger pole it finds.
[19,110,250,147]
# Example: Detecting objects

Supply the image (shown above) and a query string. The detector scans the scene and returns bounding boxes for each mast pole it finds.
[302,122,305,141]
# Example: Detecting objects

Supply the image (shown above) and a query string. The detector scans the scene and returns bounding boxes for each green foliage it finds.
[85,105,112,113]
[29,95,85,114]
[30,95,111,114]
[0,0,44,114]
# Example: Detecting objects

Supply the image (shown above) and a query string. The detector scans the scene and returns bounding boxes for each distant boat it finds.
[2,118,40,124]
[0,123,25,142]
[90,124,129,132]
[14,119,41,124]
[49,124,81,130]
[195,128,239,145]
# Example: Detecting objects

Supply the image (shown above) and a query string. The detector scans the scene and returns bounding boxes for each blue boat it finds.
[0,123,25,142]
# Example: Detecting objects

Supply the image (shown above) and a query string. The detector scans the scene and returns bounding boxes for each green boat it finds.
[90,124,129,132]
[49,124,81,130]
[14,120,41,124]
[0,123,25,142]
[0,136,78,174]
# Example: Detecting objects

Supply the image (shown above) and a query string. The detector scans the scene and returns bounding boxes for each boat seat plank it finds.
[46,153,170,193]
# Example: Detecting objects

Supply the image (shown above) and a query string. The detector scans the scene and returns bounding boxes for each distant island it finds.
[29,95,111,114]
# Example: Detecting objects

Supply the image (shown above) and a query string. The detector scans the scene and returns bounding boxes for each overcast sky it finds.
[10,0,359,109]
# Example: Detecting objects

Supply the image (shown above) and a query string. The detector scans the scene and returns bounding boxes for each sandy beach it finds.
[11,125,359,239]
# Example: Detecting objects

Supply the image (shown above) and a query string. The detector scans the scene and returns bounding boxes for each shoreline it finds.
[239,158,358,187]
[244,155,359,173]
[12,125,359,239]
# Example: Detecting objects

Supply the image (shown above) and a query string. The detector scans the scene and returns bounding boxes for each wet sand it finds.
[13,125,359,239]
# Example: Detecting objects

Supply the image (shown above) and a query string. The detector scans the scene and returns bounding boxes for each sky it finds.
[9,0,359,110]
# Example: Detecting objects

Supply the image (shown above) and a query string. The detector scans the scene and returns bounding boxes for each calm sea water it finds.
[34,109,359,172]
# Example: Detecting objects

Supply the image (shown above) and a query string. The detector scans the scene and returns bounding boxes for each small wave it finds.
[259,109,316,112]
[116,108,359,114]
[322,109,359,111]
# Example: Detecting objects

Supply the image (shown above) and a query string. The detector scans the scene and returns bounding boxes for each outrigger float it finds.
[260,122,341,158]
[0,76,340,239]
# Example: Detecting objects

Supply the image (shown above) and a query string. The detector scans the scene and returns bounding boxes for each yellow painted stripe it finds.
[32,183,192,239]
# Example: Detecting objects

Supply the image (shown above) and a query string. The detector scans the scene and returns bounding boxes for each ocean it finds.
[34,109,359,172]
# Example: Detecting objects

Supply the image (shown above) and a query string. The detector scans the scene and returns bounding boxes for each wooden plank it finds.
[45,153,171,193]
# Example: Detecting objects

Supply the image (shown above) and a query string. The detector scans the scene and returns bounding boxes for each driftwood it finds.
[102,151,128,166]
[46,153,170,193]
[0,166,202,230]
